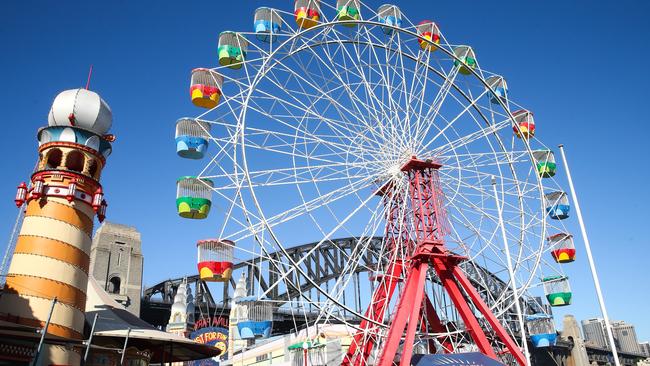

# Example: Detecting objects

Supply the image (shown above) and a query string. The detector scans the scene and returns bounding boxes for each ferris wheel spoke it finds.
[226,174,377,243]
[256,184,388,300]
[419,87,491,154]
[254,60,388,149]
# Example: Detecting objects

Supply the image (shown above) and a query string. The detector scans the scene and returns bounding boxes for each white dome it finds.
[48,89,112,135]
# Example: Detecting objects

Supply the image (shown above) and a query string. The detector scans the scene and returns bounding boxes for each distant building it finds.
[582,318,610,349]
[89,222,144,316]
[611,321,641,354]
[640,342,650,357]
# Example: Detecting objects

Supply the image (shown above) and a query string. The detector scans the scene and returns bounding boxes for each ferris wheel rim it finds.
[199,14,556,340]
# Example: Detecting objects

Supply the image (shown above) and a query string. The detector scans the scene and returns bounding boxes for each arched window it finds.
[88,159,99,178]
[108,276,121,294]
[66,150,85,172]
[45,149,62,170]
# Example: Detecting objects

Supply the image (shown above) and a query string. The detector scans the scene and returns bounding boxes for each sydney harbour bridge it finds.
[142,237,546,334]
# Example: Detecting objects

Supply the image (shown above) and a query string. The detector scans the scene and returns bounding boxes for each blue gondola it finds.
[236,296,273,339]
[545,191,570,220]
[527,314,557,347]
[175,118,211,159]
[254,7,281,43]
[377,4,402,35]
[486,75,507,104]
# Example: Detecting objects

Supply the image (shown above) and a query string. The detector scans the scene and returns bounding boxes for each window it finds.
[66,150,85,172]
[45,149,63,169]
[88,159,99,178]
[108,276,121,294]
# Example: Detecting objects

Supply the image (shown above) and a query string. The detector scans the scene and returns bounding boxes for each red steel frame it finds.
[342,158,525,366]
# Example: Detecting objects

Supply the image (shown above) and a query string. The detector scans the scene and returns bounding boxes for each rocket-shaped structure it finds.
[0,89,114,365]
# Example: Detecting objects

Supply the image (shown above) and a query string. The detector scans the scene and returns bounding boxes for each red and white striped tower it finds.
[0,88,114,365]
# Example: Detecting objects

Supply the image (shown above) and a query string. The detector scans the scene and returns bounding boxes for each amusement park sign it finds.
[188,316,230,365]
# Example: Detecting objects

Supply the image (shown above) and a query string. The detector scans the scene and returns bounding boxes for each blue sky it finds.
[1,0,649,341]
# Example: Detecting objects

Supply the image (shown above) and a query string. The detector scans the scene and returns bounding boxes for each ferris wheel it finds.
[173,1,578,365]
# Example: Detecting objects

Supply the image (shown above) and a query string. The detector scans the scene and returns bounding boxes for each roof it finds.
[85,276,221,362]
[411,353,507,366]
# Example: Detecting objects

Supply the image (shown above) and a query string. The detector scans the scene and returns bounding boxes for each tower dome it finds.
[48,88,112,135]
[170,282,188,321]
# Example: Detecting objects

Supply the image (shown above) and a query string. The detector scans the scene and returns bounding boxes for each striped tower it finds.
[0,88,113,365]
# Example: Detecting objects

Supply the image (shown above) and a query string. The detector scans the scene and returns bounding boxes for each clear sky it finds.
[1,0,649,341]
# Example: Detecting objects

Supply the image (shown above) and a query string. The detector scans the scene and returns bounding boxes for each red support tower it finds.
[342,157,526,366]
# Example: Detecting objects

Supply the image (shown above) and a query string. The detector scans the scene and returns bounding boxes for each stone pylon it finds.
[562,314,591,366]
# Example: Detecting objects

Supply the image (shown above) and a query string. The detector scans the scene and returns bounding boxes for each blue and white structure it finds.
[377,4,402,34]
[235,296,273,339]
[545,191,571,220]
[254,7,281,42]
[175,118,211,159]
[526,314,558,348]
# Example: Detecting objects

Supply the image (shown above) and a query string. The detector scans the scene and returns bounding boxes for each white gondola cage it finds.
[548,233,573,250]
[545,191,569,205]
[190,69,223,91]
[294,0,321,29]
[295,0,321,11]
[175,118,211,140]
[336,0,361,25]
[175,118,212,159]
[255,7,282,24]
[526,314,555,335]
[218,31,248,52]
[542,275,572,307]
[416,21,440,51]
[176,177,214,219]
[533,150,557,178]
[218,31,248,69]
[548,233,576,263]
[512,109,535,138]
[337,0,360,8]
[177,177,213,200]
[485,75,508,103]
[532,150,555,165]
[543,276,571,294]
[526,314,557,347]
[255,7,282,42]
[236,297,274,339]
[197,239,235,282]
[378,4,402,33]
[453,46,476,74]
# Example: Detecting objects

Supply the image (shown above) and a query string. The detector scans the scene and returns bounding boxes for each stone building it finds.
[89,221,144,316]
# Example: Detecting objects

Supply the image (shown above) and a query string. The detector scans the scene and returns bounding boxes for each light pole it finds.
[557,144,620,366]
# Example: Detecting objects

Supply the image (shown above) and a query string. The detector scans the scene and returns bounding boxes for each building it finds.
[611,321,641,354]
[89,221,144,316]
[0,88,114,365]
[582,318,610,349]
[639,342,650,357]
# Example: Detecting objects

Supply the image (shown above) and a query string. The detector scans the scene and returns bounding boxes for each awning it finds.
[85,276,222,363]
[411,353,508,366]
